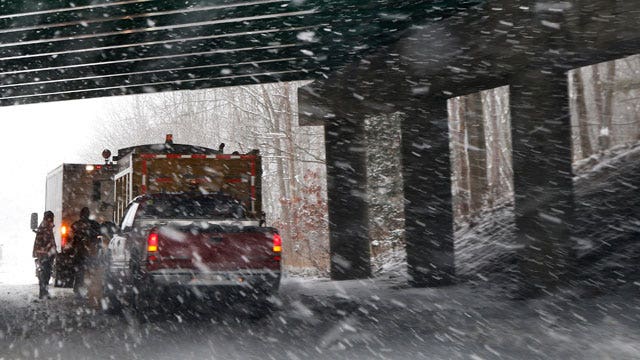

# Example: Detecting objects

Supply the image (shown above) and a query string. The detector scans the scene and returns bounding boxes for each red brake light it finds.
[148,231,159,252]
[272,233,282,253]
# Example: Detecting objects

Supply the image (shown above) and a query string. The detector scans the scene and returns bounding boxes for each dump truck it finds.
[31,163,117,287]
[111,134,263,222]
[101,135,278,313]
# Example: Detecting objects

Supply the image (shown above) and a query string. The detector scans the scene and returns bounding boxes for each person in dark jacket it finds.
[32,210,57,299]
[70,207,101,296]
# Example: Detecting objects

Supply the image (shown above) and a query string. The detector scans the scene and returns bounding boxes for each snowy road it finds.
[2,277,640,360]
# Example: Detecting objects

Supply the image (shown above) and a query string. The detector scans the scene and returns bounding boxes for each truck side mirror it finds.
[30,213,38,232]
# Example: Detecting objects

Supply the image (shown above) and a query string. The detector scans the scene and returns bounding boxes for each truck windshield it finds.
[139,196,246,219]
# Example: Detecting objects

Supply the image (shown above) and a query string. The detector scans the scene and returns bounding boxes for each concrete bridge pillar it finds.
[400,100,455,287]
[298,82,372,280]
[324,113,372,280]
[509,69,575,297]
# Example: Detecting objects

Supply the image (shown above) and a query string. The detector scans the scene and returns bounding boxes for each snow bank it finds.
[0,237,37,285]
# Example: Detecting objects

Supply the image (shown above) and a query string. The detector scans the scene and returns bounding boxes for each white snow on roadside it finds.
[0,236,38,286]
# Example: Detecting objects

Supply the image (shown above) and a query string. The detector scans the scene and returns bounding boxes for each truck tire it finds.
[247,291,278,320]
[102,273,123,314]
[99,250,122,314]
[247,299,273,320]
[129,255,153,316]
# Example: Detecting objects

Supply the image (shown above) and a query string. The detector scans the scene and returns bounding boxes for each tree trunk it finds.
[450,97,470,221]
[261,86,293,267]
[465,92,487,217]
[573,69,593,159]
[282,84,301,267]
[601,60,616,149]
[482,89,501,209]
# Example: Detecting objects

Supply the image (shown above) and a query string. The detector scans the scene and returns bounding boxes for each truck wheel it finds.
[129,256,153,315]
[131,274,154,314]
[248,293,277,320]
[102,272,123,314]
[99,250,122,314]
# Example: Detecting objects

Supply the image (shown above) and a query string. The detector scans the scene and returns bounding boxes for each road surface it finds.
[1,275,639,360]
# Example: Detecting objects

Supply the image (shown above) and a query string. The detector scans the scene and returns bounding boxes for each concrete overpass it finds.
[298,1,639,295]
[1,1,639,296]
[0,0,476,105]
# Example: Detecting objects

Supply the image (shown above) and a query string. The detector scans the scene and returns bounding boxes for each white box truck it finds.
[34,163,117,287]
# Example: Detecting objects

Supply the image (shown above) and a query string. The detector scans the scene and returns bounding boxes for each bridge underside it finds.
[299,0,640,293]
[0,0,476,106]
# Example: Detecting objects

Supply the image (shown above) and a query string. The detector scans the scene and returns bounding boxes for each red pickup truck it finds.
[101,192,282,314]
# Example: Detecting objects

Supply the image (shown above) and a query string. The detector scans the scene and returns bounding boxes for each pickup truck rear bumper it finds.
[147,269,281,291]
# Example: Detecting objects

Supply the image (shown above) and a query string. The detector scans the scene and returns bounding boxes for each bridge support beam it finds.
[509,70,575,297]
[324,114,372,280]
[298,81,372,280]
[401,101,455,287]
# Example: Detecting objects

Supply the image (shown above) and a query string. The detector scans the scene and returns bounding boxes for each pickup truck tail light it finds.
[147,230,159,253]
[273,233,282,262]
[272,233,282,253]
[146,229,160,269]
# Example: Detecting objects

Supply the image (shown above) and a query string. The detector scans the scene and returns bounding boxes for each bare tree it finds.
[449,86,514,227]
[449,96,471,222]
[570,54,640,174]
[465,92,487,215]
[593,60,617,151]
[365,113,405,258]
[570,69,593,161]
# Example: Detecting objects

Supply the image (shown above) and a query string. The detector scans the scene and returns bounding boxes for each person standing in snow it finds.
[32,210,57,299]
[69,207,101,297]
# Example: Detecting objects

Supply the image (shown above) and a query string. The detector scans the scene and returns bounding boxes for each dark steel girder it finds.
[0,0,480,106]
[0,69,308,106]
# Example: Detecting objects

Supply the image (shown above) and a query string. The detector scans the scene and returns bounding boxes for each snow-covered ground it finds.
[1,276,640,360]
[572,142,640,261]
[454,205,517,279]
[0,242,38,286]
[448,141,640,284]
